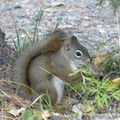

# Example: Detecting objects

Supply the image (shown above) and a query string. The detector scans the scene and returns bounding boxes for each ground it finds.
[0,0,120,120]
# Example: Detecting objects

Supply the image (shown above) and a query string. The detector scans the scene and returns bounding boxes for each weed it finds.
[69,62,120,110]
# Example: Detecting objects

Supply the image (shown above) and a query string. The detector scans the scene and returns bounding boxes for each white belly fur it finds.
[52,76,64,104]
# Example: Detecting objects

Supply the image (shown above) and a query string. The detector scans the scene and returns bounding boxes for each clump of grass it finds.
[98,50,120,79]
[11,5,64,52]
[69,49,120,111]
[11,7,46,51]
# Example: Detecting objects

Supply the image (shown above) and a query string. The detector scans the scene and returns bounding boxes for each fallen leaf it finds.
[8,107,25,117]
[110,77,120,84]
[72,104,82,120]
[81,101,94,113]
[85,106,94,113]
[72,103,82,113]
[32,109,42,119]
[94,53,109,67]
[41,110,50,119]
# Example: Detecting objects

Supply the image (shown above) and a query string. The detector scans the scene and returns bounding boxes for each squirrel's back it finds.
[13,30,68,84]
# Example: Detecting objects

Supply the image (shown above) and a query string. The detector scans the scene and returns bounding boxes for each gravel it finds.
[0,0,119,52]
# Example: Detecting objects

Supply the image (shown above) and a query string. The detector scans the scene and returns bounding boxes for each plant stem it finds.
[116,12,120,49]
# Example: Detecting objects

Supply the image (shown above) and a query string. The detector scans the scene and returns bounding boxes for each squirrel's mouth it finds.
[69,73,81,82]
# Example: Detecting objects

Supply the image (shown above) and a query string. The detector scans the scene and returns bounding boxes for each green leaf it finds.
[22,109,33,120]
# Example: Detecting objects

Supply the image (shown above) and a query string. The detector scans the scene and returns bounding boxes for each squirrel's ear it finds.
[71,35,78,42]
[64,35,78,51]
[71,35,80,47]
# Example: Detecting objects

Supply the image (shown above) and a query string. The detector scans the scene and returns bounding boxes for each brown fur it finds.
[12,29,91,105]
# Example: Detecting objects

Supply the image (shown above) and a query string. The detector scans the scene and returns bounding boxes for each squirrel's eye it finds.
[75,50,83,58]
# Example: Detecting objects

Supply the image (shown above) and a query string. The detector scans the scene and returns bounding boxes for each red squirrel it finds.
[12,29,91,105]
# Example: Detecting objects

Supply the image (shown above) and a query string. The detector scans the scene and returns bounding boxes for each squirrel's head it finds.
[61,35,91,70]
[48,30,91,82]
